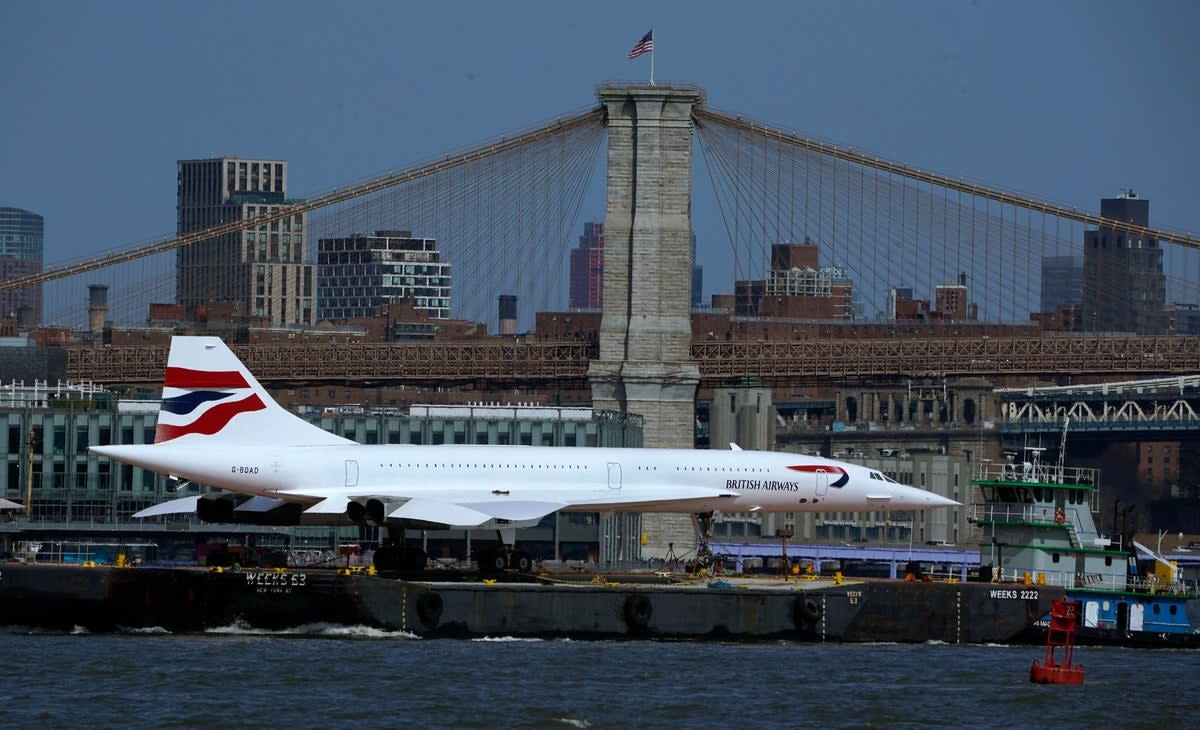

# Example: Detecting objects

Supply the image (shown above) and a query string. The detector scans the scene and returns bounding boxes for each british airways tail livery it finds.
[91,336,957,571]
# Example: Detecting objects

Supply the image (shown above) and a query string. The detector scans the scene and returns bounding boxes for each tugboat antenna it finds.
[1056,418,1071,481]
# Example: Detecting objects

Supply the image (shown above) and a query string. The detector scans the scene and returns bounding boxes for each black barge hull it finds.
[0,564,1059,643]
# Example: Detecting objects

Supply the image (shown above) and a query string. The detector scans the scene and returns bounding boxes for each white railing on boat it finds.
[970,503,1107,534]
[975,462,1099,487]
[991,568,1199,597]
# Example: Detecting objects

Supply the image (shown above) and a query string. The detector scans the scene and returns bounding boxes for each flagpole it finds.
[649,31,656,85]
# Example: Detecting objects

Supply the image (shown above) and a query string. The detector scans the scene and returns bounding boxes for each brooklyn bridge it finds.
[3,83,1199,446]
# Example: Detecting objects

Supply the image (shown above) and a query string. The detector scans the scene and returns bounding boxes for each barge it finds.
[0,562,1058,642]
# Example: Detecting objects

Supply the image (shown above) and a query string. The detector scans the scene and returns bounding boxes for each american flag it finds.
[627,30,653,60]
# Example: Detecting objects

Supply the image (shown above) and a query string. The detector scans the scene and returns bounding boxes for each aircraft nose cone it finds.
[898,486,958,508]
[925,493,960,508]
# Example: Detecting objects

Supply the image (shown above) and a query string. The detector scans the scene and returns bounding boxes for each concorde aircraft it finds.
[91,336,957,572]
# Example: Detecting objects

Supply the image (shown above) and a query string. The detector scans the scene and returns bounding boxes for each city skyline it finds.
[5,178,1189,332]
[1,1,1197,325]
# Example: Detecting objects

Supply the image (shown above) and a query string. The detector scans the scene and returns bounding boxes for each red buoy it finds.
[1030,598,1085,684]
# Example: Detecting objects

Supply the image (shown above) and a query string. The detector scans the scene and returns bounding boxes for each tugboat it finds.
[970,432,1200,648]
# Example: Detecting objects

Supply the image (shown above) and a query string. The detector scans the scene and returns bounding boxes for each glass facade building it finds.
[317,231,451,321]
[1040,255,1083,315]
[0,207,44,323]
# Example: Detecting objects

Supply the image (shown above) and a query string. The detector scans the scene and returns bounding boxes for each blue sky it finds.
[2,0,1196,313]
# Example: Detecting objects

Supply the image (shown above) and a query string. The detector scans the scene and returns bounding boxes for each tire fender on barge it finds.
[623,593,653,631]
[416,590,444,630]
[793,595,823,626]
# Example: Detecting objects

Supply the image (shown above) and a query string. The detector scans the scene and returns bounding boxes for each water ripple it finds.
[0,635,1195,728]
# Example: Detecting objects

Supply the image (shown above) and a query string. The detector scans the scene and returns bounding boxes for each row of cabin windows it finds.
[358,432,588,446]
[677,467,768,472]
[371,463,773,473]
[377,463,589,470]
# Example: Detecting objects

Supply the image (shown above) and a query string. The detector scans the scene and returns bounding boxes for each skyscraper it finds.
[316,230,451,321]
[176,158,314,326]
[1040,255,1083,314]
[1081,192,1167,334]
[0,207,44,324]
[568,221,604,309]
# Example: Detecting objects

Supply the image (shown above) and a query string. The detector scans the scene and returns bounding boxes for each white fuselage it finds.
[92,336,959,529]
[94,442,952,514]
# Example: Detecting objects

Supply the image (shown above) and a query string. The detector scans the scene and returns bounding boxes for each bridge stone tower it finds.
[589,84,703,560]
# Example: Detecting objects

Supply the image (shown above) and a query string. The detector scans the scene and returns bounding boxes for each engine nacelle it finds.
[232,502,303,526]
[365,498,389,527]
[347,498,403,527]
[196,494,237,524]
[196,494,303,525]
[346,500,369,526]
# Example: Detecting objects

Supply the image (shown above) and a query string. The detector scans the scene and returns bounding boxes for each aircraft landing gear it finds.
[690,512,716,571]
[477,528,533,577]
[372,525,427,573]
[511,550,533,573]
[478,546,509,575]
[477,547,533,575]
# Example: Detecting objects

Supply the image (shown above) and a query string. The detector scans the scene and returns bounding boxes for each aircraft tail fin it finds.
[154,336,353,447]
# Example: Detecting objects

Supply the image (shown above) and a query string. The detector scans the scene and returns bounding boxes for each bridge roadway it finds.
[63,334,1200,386]
[997,371,1200,437]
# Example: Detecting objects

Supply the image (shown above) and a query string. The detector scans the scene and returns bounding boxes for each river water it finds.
[0,626,1195,728]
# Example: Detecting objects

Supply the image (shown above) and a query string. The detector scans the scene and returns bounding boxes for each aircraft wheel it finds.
[402,548,428,572]
[511,550,533,573]
[479,548,507,575]
[373,546,398,571]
